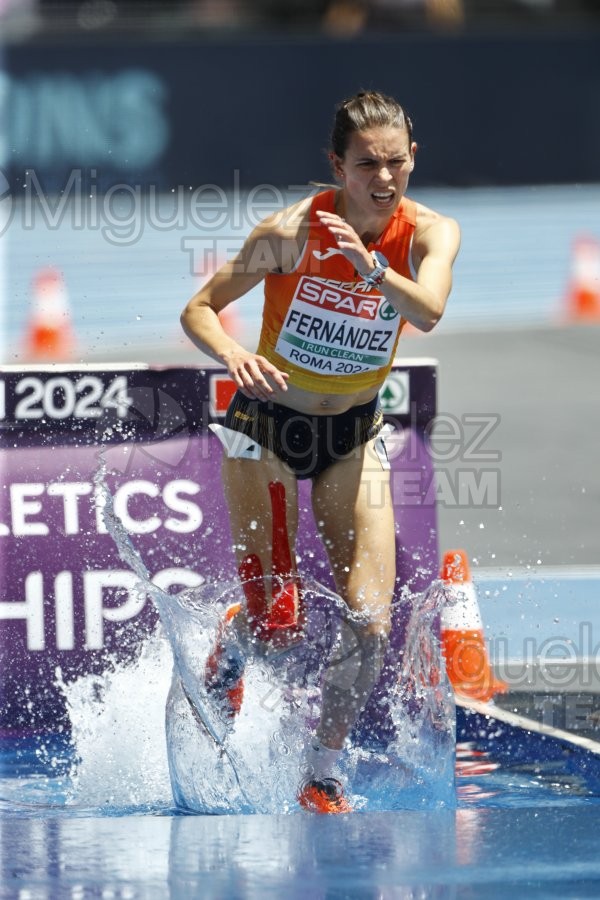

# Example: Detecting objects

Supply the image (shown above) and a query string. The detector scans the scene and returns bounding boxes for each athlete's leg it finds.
[221,454,302,643]
[204,443,302,723]
[310,437,395,750]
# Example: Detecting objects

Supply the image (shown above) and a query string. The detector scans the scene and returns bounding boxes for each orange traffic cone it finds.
[24,267,76,361]
[565,235,600,322]
[440,549,507,702]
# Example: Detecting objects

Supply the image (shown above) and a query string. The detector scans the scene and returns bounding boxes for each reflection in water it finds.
[168,810,457,899]
[1,810,457,898]
[456,741,597,807]
[5,804,600,898]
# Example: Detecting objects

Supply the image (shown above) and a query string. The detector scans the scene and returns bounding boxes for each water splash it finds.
[57,460,456,814]
[59,628,173,812]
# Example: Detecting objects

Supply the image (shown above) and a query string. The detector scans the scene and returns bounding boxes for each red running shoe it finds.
[204,603,245,721]
[298,778,353,814]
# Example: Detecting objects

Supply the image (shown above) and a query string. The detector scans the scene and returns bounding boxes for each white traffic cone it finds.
[440,549,507,702]
[564,234,600,322]
[24,267,76,361]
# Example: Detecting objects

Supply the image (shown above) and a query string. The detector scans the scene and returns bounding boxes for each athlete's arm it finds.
[317,206,460,332]
[181,218,292,401]
[397,211,461,331]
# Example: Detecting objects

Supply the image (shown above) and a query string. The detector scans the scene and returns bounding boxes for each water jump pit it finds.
[1,363,600,895]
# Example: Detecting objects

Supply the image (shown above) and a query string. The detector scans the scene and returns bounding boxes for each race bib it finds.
[274,276,401,377]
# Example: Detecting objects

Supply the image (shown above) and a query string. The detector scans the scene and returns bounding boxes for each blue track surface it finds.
[4,185,600,363]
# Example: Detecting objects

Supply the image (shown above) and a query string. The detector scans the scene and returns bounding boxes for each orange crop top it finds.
[256,189,417,394]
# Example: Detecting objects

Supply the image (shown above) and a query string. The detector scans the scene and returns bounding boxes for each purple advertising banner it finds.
[0,362,438,735]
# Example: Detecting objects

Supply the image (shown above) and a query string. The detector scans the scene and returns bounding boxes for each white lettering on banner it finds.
[0,568,204,651]
[113,480,161,534]
[111,479,203,535]
[47,483,93,535]
[0,572,45,650]
[55,571,75,650]
[10,484,49,536]
[0,479,203,537]
[162,480,203,533]
[12,375,132,420]
[84,570,145,650]
[275,276,400,375]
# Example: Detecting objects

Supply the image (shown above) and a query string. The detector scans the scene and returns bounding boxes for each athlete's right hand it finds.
[224,349,289,401]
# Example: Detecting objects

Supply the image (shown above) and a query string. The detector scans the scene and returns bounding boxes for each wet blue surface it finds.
[2,573,600,895]
[2,804,600,898]
[2,702,600,898]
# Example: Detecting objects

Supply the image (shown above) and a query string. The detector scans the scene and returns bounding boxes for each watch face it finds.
[373,251,389,268]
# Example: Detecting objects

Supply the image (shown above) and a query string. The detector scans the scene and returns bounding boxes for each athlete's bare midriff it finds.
[265,381,381,415]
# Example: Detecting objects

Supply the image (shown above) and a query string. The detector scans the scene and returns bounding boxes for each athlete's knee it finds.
[323,617,389,693]
[353,597,392,640]
[362,613,391,640]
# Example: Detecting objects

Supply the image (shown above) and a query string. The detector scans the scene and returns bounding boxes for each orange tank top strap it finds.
[292,189,356,280]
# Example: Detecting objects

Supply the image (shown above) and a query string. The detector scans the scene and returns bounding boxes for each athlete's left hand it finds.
[316,210,373,277]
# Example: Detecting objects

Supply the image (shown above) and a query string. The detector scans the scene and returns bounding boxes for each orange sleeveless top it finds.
[256,189,417,394]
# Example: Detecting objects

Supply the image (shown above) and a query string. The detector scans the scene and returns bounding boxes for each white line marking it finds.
[457,696,600,755]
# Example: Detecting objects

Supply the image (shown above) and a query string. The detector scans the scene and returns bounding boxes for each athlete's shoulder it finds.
[257,194,315,243]
[242,193,317,274]
[414,201,461,254]
[415,201,460,236]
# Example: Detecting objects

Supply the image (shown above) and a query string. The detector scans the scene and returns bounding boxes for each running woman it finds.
[181,90,460,813]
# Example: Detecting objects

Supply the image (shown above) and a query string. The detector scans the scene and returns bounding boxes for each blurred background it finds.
[1,0,599,567]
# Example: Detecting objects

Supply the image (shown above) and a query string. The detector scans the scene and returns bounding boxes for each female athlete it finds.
[181,90,460,813]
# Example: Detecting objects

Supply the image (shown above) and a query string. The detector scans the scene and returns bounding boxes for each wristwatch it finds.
[363,251,389,286]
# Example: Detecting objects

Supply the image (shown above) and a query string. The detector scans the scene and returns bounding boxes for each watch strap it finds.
[363,251,388,286]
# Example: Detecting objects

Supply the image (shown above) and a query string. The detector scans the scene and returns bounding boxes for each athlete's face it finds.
[334,126,416,216]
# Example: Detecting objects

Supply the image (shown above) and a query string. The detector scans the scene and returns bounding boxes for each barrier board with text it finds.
[0,362,438,735]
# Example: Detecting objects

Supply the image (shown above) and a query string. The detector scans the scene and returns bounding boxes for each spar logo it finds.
[209,374,237,417]
[295,277,380,319]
